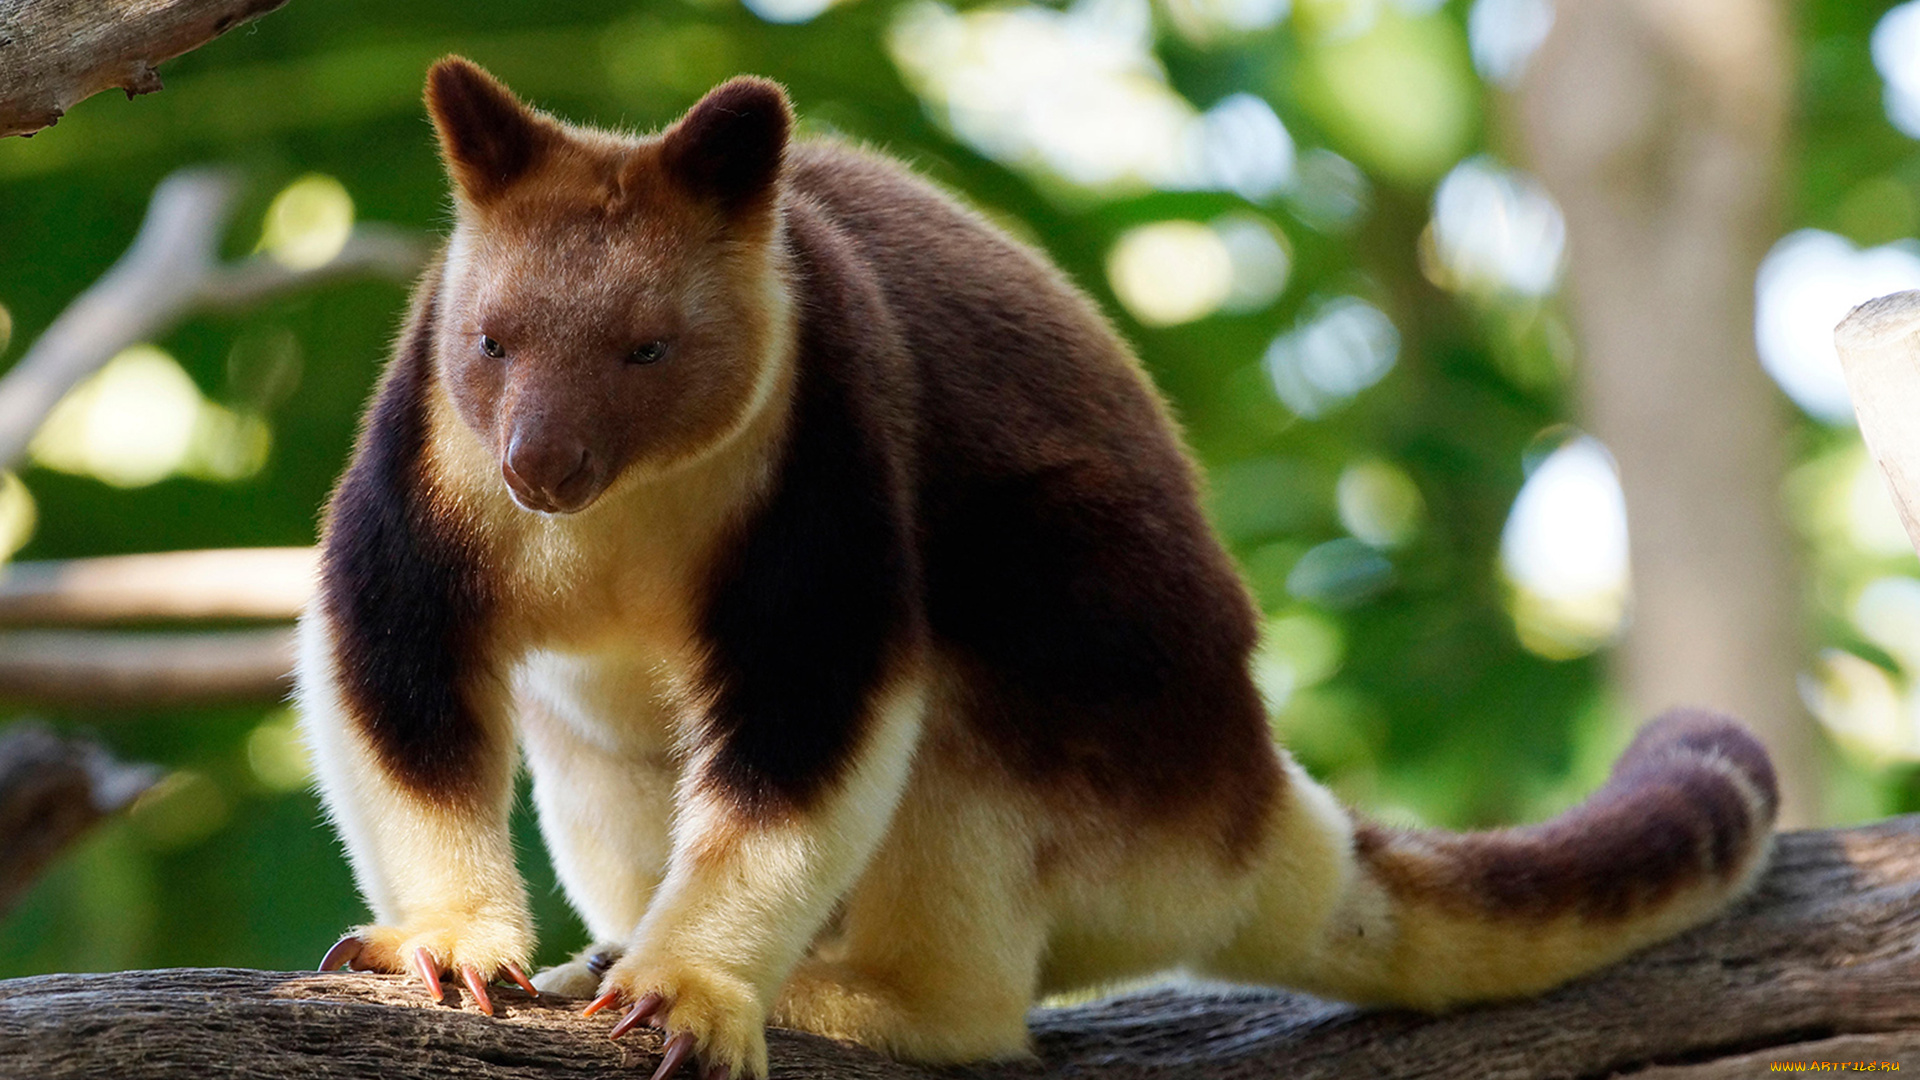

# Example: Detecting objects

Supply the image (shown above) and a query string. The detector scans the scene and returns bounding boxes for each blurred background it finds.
[0,0,1916,978]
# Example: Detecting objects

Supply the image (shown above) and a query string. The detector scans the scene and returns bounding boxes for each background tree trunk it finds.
[1517,0,1818,823]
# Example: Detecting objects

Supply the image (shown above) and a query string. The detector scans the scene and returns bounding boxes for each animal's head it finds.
[424,57,794,515]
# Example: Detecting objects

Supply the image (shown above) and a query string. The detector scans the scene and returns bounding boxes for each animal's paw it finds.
[532,942,624,998]
[317,916,538,1016]
[586,952,768,1080]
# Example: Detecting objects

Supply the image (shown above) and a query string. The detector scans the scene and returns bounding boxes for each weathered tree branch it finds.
[0,627,294,706]
[0,0,291,138]
[0,722,157,915]
[0,547,315,625]
[0,169,426,472]
[3,818,1919,1077]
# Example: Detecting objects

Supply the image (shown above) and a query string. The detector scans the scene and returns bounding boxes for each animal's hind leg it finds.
[772,759,1045,1063]
[516,700,676,997]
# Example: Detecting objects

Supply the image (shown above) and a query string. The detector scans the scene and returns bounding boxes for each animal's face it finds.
[424,58,792,515]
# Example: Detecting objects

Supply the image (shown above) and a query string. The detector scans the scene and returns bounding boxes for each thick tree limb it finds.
[0,722,157,914]
[0,0,291,138]
[0,627,294,706]
[0,547,315,625]
[0,169,425,472]
[3,818,1919,1077]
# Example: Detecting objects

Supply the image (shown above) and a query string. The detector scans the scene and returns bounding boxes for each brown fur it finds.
[299,58,1781,1078]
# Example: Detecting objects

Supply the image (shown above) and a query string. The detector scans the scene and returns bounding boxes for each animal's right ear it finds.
[425,57,560,203]
[656,77,793,215]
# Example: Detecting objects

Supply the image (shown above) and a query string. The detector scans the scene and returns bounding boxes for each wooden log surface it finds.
[0,0,291,137]
[3,817,1919,1078]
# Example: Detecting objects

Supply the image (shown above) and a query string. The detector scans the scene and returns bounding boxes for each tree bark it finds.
[4,817,1919,1078]
[1517,0,1818,823]
[0,0,291,138]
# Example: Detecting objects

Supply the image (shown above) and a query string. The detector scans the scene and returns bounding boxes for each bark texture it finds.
[0,0,290,137]
[3,817,1919,1078]
[1518,0,1818,823]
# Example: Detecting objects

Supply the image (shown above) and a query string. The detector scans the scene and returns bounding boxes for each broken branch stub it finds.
[1836,290,1920,557]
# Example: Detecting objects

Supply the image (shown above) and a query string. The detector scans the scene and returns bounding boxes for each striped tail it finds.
[1219,709,1778,1009]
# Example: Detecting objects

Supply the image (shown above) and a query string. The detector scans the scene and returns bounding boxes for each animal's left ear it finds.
[426,56,562,203]
[657,77,793,213]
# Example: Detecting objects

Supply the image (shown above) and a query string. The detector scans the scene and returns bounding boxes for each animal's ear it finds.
[425,56,560,202]
[657,77,793,213]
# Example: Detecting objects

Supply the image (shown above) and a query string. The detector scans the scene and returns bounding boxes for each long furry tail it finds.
[1218,709,1778,1008]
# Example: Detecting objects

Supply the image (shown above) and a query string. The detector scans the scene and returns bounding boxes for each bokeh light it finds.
[0,473,36,562]
[257,173,354,271]
[1337,458,1424,548]
[30,345,271,488]
[1874,1,1920,139]
[1263,296,1400,418]
[889,0,1294,196]
[1427,155,1564,297]
[1107,215,1290,326]
[1754,229,1920,424]
[1467,0,1553,87]
[1500,435,1631,659]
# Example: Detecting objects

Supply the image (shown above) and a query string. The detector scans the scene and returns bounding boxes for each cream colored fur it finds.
[295,611,534,973]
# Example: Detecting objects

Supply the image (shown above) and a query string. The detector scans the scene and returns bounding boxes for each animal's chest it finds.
[502,534,714,758]
[513,643,693,758]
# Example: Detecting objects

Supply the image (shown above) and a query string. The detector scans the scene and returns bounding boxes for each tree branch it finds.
[0,722,157,915]
[1836,291,1920,556]
[3,818,1919,1077]
[0,0,291,138]
[0,547,315,625]
[0,169,426,473]
[0,628,294,706]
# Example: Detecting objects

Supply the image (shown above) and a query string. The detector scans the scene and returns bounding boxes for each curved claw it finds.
[650,1030,697,1080]
[460,964,494,1016]
[583,989,623,1018]
[609,992,666,1040]
[317,935,363,972]
[412,946,445,1004]
[503,962,539,998]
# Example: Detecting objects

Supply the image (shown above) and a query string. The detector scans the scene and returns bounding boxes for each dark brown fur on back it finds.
[780,145,1284,859]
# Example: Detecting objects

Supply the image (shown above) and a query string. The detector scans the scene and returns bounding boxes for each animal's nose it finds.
[502,431,595,513]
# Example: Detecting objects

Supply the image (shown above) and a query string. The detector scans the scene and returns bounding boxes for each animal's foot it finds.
[317,918,538,1016]
[584,952,766,1080]
[532,942,624,997]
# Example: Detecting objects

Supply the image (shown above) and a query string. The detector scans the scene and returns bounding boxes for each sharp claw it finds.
[609,992,665,1041]
[584,989,623,1017]
[318,935,362,972]
[412,946,444,1004]
[503,962,540,998]
[460,965,494,1016]
[650,1030,697,1080]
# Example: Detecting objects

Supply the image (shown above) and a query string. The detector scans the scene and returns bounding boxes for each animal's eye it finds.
[629,340,669,366]
[479,335,505,359]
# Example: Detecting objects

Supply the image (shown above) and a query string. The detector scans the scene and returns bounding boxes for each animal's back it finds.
[785,141,1284,851]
